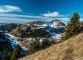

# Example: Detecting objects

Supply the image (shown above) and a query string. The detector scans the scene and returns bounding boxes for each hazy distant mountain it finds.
[0,19,65,60]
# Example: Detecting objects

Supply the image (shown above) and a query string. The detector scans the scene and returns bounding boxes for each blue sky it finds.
[0,0,83,24]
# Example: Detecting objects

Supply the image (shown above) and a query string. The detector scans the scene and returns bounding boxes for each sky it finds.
[0,0,83,24]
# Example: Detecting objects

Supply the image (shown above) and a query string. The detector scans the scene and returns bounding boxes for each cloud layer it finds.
[43,11,59,17]
[0,5,70,24]
[0,5,83,25]
[0,13,70,24]
[0,5,21,13]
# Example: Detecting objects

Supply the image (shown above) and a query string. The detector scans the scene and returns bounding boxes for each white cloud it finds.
[43,11,59,17]
[0,5,21,13]
[0,9,70,24]
[43,11,68,17]
[0,5,70,24]
[0,13,70,24]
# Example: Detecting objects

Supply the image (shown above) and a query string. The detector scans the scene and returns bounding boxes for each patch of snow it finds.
[27,24,30,26]
[5,34,18,41]
[53,22,58,26]
[42,24,48,27]
[21,46,28,50]
[39,38,43,43]
[21,52,28,56]
[11,42,16,49]
[5,33,28,54]
[30,26,34,30]
[55,34,62,39]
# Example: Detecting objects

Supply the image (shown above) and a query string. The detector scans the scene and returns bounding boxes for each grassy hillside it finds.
[18,33,83,60]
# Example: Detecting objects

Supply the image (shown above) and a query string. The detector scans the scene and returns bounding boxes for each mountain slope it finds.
[0,23,18,32]
[18,33,83,60]
[9,19,65,39]
[0,31,28,57]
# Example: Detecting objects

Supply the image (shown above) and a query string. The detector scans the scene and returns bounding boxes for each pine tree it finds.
[42,39,50,49]
[36,38,41,50]
[64,12,80,39]
[10,46,22,60]
[29,41,36,55]
[29,38,40,55]
[1,40,13,60]
[1,53,8,60]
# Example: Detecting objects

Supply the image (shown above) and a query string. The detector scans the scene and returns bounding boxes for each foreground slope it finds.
[18,33,83,60]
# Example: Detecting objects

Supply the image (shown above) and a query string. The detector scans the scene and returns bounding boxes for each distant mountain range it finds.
[0,19,65,60]
[9,19,65,39]
[0,23,19,32]
[0,19,66,49]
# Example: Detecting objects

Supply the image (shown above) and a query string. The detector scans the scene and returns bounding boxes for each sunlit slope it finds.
[18,33,83,60]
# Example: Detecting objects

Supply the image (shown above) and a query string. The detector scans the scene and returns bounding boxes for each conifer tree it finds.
[64,12,80,39]
[42,39,50,49]
[10,46,22,60]
[29,38,40,55]
[1,53,8,60]
[29,41,36,55]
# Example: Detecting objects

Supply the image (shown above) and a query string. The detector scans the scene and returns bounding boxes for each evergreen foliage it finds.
[10,46,22,60]
[42,39,50,49]
[29,39,40,55]
[29,38,53,55]
[64,12,80,39]
[0,40,23,60]
[20,29,50,38]
[0,40,13,60]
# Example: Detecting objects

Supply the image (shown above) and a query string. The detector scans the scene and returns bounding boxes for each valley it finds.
[0,19,65,60]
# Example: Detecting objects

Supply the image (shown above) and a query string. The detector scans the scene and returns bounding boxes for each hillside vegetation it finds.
[18,12,83,60]
[18,33,83,60]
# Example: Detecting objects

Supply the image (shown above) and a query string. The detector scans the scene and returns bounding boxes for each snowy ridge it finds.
[27,19,65,40]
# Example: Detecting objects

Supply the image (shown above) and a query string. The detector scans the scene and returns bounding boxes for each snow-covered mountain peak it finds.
[27,19,65,29]
[25,19,65,39]
[9,19,65,42]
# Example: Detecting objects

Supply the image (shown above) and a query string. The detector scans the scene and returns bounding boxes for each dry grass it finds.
[9,26,21,37]
[18,33,83,60]
[9,24,28,37]
[21,38,33,48]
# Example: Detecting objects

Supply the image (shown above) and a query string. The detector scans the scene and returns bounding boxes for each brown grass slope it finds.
[9,24,28,37]
[18,33,83,60]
